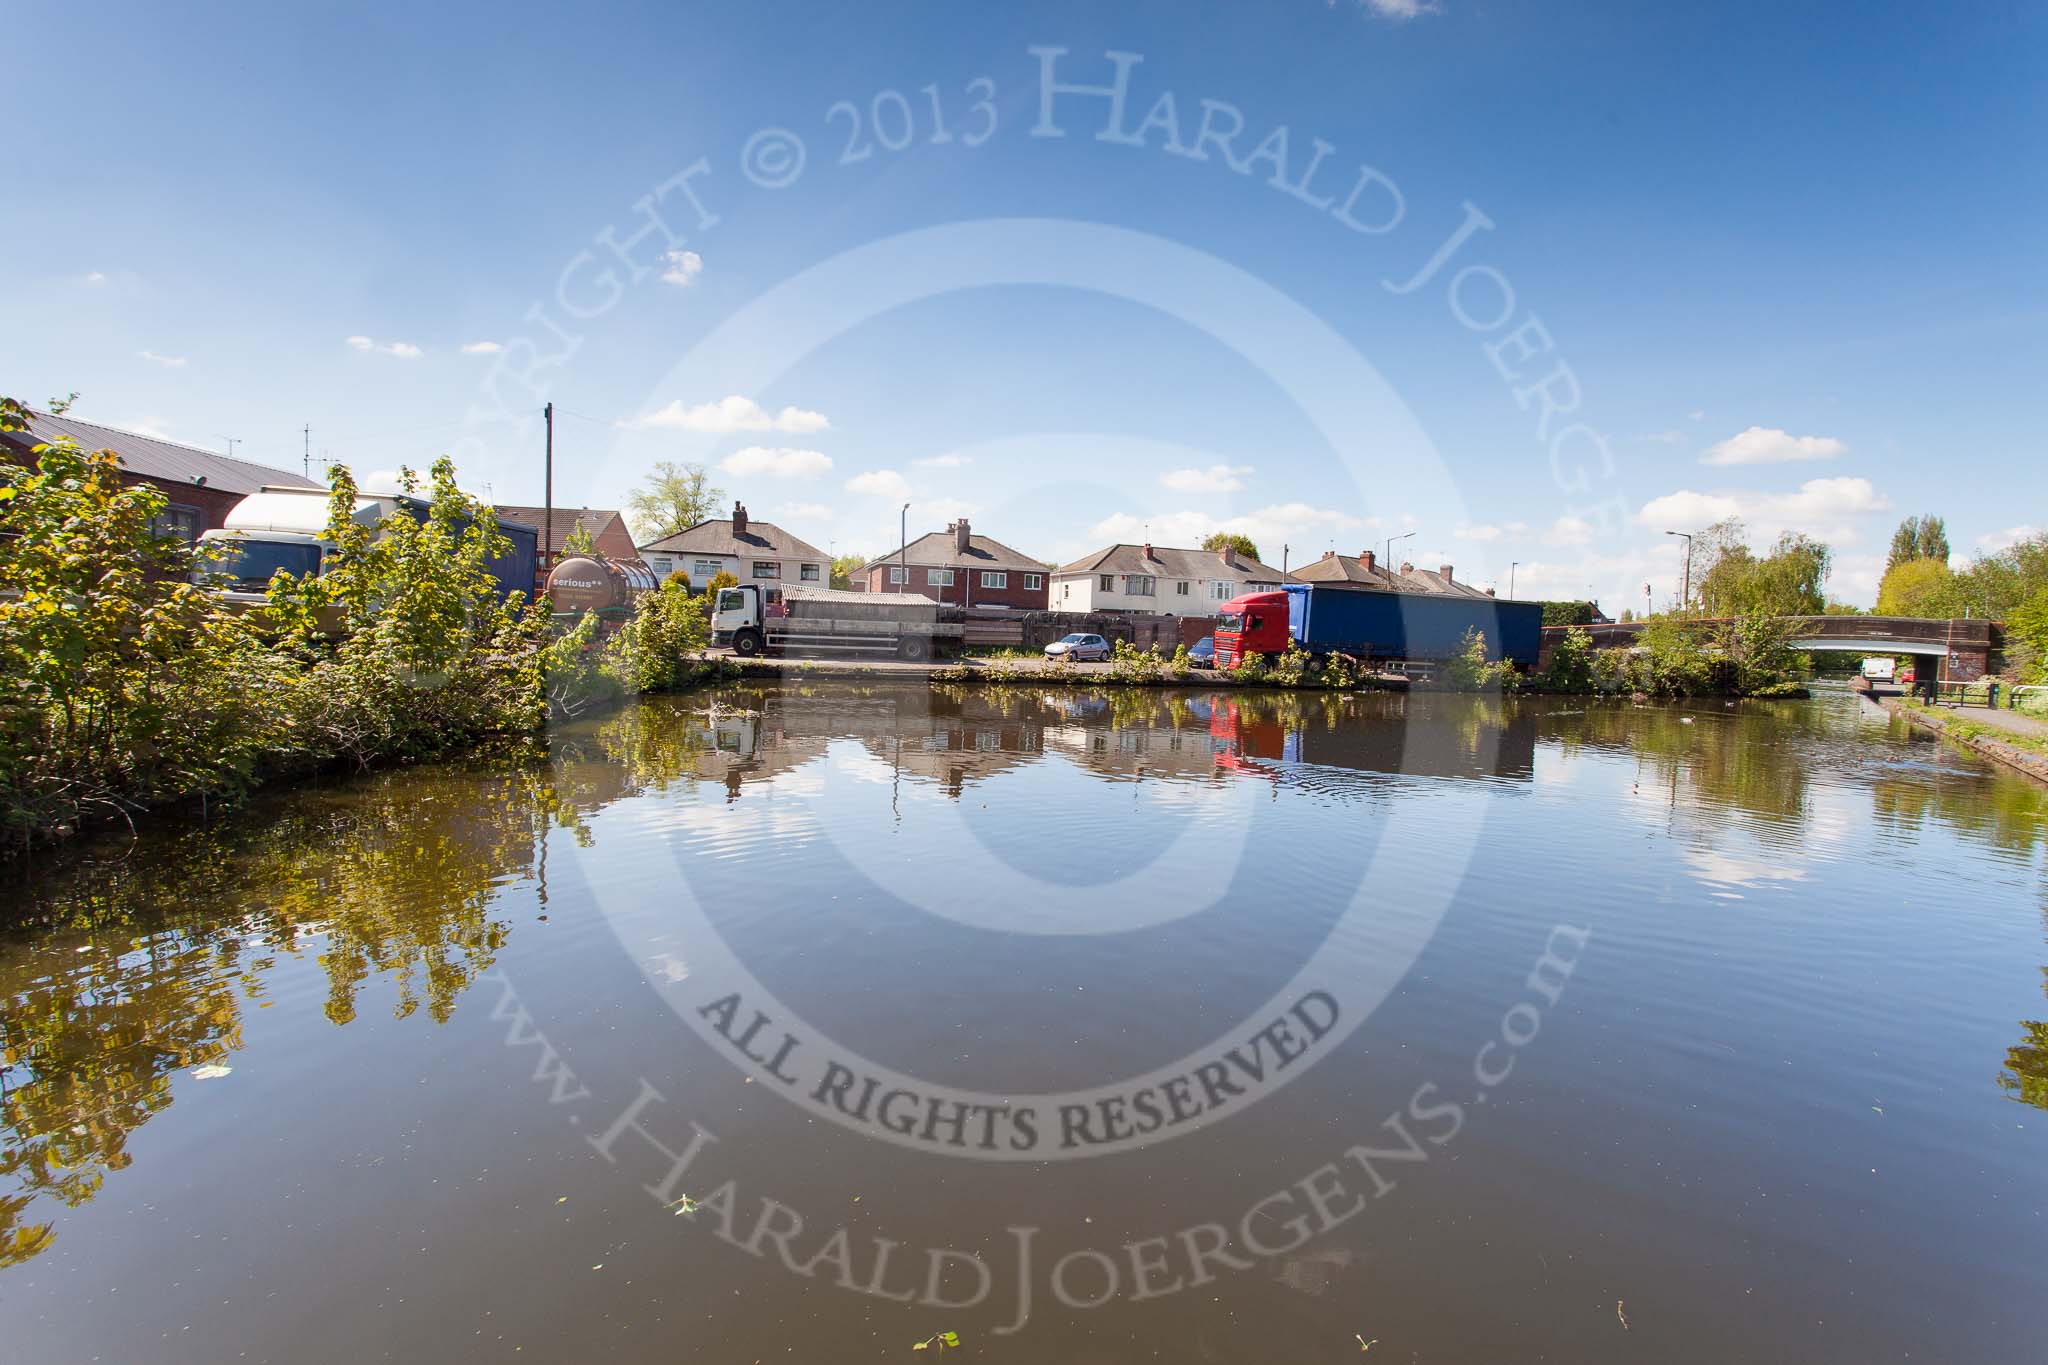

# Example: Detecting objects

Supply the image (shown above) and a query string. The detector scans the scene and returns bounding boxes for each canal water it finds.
[2,686,2043,1362]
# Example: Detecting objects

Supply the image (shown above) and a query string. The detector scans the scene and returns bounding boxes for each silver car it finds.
[1044,632,1110,662]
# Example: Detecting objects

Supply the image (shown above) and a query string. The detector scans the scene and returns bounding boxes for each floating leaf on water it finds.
[190,1064,233,1080]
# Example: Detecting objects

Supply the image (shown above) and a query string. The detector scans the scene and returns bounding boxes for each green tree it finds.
[830,552,868,589]
[1876,556,1957,617]
[1698,523,1830,617]
[1887,514,1951,574]
[626,461,723,541]
[1200,532,1262,564]
[703,569,738,604]
[561,519,596,556]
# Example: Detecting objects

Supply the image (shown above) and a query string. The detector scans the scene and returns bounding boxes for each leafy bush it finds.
[1107,638,1164,685]
[1538,626,1597,693]
[1267,642,1312,688]
[1439,628,1511,692]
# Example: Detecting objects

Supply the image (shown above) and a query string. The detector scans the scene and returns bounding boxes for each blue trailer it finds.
[1283,583,1544,668]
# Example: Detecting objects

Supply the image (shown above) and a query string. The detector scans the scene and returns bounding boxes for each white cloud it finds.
[1688,410,1705,422]
[771,502,834,521]
[1635,476,1890,543]
[915,497,980,525]
[1358,0,1439,18]
[1701,426,1847,467]
[1159,463,1252,494]
[84,271,107,285]
[461,341,503,355]
[345,335,422,358]
[720,446,833,479]
[629,394,829,434]
[1543,515,1595,546]
[659,249,703,286]
[914,453,971,468]
[846,469,912,500]
[1977,524,2043,552]
[1453,524,1503,542]
[138,350,187,368]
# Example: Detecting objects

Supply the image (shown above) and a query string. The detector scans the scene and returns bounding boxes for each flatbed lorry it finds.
[711,583,963,661]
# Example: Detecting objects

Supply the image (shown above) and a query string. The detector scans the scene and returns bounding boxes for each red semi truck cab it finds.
[1214,590,1292,668]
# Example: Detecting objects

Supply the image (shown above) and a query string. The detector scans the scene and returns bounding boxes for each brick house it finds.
[1049,541,1289,617]
[858,519,1050,609]
[638,501,828,589]
[494,505,644,591]
[0,410,320,541]
[1292,549,1496,598]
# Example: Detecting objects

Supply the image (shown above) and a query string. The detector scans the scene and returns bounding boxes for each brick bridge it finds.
[1540,615,2002,683]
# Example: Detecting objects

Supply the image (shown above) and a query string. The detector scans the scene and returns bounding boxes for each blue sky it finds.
[5,0,2043,605]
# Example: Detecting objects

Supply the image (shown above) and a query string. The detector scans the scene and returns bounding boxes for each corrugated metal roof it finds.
[639,516,827,561]
[7,411,321,496]
[787,584,938,607]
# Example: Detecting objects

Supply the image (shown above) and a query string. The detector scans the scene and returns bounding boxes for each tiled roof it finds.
[859,529,1048,574]
[1053,542,1289,582]
[1292,552,1493,597]
[5,411,320,496]
[640,517,827,561]
[494,505,628,545]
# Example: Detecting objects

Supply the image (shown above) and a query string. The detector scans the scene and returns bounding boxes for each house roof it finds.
[494,505,629,547]
[1053,542,1289,582]
[1292,551,1493,597]
[859,529,1047,574]
[639,517,827,562]
[4,411,321,496]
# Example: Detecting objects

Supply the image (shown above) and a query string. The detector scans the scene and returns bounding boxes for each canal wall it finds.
[1878,696,2048,786]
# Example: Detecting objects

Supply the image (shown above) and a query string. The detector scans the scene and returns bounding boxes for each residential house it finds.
[1049,541,1289,617]
[1292,550,1497,598]
[637,501,827,588]
[494,505,644,590]
[857,519,1050,609]
[0,410,320,541]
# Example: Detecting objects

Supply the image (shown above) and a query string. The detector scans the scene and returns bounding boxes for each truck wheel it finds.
[733,629,764,658]
[897,635,930,663]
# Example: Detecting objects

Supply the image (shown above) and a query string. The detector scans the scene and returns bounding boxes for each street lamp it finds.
[1508,561,1518,599]
[1385,530,1416,576]
[898,503,910,594]
[1664,529,1692,609]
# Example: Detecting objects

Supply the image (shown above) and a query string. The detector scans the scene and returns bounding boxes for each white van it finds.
[1861,657,1896,682]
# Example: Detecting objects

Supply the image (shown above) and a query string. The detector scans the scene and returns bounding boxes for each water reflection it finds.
[2,683,2044,1281]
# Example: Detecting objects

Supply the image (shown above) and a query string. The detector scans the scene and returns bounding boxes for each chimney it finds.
[732,501,748,536]
[1485,587,1497,597]
[1218,542,1236,568]
[953,517,970,553]
[1360,549,1376,576]
[1439,563,1454,583]
[1400,561,1414,575]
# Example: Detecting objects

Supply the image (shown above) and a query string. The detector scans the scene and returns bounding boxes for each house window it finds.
[799,563,820,581]
[1123,574,1156,596]
[1099,574,1115,591]
[980,571,1007,589]
[1176,580,1190,596]
[752,561,779,579]
[889,566,907,584]
[151,502,203,543]
[1211,580,1232,600]
[1024,573,1042,590]
[927,568,955,586]
[693,559,723,578]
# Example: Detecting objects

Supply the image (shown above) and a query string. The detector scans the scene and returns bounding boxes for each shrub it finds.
[1538,626,1596,694]
[1439,628,1510,692]
[1107,638,1164,685]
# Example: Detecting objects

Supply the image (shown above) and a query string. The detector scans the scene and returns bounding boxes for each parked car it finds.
[1045,632,1110,662]
[1188,636,1216,668]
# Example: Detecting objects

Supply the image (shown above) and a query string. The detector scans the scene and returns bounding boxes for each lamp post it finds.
[898,503,910,595]
[1385,530,1416,576]
[1509,561,1518,599]
[1665,529,1692,609]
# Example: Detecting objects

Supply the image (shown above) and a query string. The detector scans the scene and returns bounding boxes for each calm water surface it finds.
[2,685,2044,1362]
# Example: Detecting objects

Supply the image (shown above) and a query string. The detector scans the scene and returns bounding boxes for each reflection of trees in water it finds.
[0,763,563,1266]
[1538,699,1818,825]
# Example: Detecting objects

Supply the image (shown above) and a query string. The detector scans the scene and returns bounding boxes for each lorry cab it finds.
[1213,590,1292,668]
[711,582,766,653]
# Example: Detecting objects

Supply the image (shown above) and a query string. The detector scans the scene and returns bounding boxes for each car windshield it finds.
[1060,634,1088,643]
[717,590,747,612]
[208,539,321,589]
[1214,613,1242,633]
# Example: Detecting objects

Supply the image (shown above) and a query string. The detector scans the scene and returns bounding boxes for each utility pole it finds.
[1282,543,1289,579]
[302,424,311,478]
[543,402,555,567]
[1509,561,1518,598]
[1385,530,1416,576]
[1665,529,1692,609]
